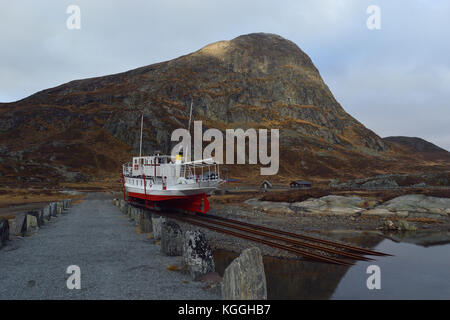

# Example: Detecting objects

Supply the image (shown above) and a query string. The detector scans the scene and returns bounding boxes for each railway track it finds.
[129,201,391,266]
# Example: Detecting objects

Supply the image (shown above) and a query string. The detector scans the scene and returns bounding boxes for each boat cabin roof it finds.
[132,155,174,164]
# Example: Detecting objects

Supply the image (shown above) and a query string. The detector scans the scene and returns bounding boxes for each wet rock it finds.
[182,230,215,280]
[0,219,9,248]
[221,247,267,300]
[152,215,166,240]
[161,221,183,256]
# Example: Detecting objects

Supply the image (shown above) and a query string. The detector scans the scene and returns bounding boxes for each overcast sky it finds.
[1,0,449,150]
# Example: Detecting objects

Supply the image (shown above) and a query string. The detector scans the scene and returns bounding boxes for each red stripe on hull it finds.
[127,192,210,213]
[127,192,198,201]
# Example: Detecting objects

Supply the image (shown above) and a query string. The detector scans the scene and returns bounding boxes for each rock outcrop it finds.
[247,193,449,218]
[221,247,267,300]
[291,195,370,215]
[330,172,450,189]
[247,195,373,215]
[364,194,450,217]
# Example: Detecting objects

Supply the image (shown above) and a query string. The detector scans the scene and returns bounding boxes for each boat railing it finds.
[123,158,220,181]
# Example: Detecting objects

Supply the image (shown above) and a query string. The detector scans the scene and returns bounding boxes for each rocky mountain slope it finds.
[0,33,448,185]
[383,136,450,161]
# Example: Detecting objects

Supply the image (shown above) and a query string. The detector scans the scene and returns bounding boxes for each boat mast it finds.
[139,113,143,157]
[188,99,193,133]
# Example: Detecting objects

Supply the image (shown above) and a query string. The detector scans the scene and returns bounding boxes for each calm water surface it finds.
[213,233,450,300]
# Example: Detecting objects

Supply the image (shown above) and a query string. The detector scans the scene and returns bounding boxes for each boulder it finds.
[50,202,58,217]
[27,210,44,227]
[26,214,39,232]
[12,213,27,236]
[128,206,134,220]
[43,205,51,221]
[161,221,183,256]
[221,247,267,300]
[56,201,64,215]
[63,199,71,209]
[7,219,16,238]
[121,202,129,215]
[134,208,143,226]
[0,219,9,247]
[142,211,153,233]
[152,215,166,240]
[182,230,215,280]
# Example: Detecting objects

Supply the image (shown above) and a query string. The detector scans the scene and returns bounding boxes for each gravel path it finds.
[0,192,218,300]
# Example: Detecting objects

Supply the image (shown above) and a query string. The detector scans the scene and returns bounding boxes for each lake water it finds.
[213,232,450,300]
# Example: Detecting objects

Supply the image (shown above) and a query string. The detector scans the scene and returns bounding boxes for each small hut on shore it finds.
[260,180,273,191]
[290,180,312,189]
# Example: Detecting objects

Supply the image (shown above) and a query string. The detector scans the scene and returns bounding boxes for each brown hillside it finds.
[0,33,448,186]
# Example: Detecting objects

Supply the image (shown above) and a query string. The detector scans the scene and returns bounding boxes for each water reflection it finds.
[213,231,450,300]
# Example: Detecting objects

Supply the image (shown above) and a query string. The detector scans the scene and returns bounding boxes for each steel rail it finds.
[176,216,353,266]
[198,213,391,257]
[180,214,373,261]
[128,201,388,262]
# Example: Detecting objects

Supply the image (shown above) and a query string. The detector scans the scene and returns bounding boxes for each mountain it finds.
[0,33,448,185]
[383,136,448,153]
[383,136,450,161]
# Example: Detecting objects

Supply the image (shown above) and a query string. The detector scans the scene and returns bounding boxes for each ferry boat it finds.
[122,153,222,213]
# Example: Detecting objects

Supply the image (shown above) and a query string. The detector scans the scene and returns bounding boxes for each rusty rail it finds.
[128,201,391,265]
[198,212,391,257]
